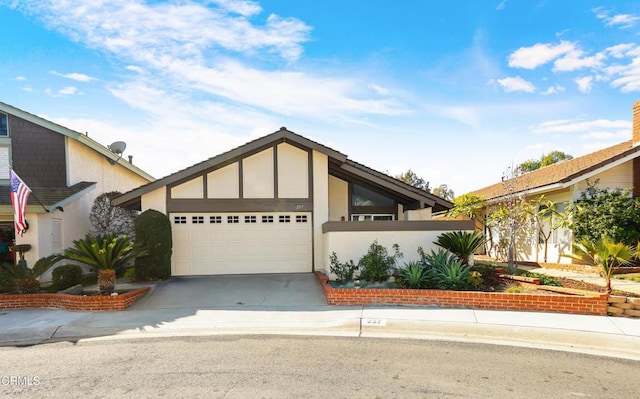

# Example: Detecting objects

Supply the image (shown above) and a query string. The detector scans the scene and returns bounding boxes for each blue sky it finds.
[1,1,640,196]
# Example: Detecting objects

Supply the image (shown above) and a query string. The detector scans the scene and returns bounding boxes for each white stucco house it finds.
[113,128,473,277]
[0,102,154,270]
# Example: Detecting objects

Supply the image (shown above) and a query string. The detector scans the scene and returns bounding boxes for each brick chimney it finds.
[634,100,640,146]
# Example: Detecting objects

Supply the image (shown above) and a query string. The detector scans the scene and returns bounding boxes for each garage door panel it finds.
[171,212,312,275]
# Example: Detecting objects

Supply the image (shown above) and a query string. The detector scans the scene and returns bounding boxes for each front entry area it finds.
[171,212,312,276]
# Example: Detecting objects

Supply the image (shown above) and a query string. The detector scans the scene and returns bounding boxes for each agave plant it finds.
[435,260,472,291]
[566,237,635,294]
[60,234,145,295]
[434,231,487,265]
[399,261,431,289]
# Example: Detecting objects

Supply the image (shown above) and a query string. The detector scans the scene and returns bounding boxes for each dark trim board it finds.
[167,198,314,213]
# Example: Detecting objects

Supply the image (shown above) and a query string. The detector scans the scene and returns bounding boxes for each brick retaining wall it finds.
[0,287,150,311]
[315,272,608,316]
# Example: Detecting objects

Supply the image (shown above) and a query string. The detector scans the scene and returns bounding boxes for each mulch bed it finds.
[556,277,640,297]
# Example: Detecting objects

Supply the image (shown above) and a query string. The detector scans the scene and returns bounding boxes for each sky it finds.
[1,1,640,197]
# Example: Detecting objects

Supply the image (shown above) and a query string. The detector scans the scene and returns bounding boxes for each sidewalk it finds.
[527,267,640,295]
[2,304,640,360]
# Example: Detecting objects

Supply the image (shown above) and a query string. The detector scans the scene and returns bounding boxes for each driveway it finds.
[130,273,328,310]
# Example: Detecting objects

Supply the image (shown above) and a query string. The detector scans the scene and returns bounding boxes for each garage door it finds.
[171,212,312,275]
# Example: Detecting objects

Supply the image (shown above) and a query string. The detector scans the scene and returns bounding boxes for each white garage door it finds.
[171,212,312,275]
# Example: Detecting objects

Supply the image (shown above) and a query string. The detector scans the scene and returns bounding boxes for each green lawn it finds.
[613,273,640,282]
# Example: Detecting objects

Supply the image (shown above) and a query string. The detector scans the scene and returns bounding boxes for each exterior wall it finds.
[328,175,348,221]
[321,220,475,276]
[313,151,329,270]
[576,162,632,193]
[207,162,239,198]
[9,114,66,187]
[405,209,431,221]
[171,176,204,198]
[141,187,167,214]
[243,148,274,198]
[277,143,308,198]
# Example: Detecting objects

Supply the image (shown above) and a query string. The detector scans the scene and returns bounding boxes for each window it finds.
[296,215,308,223]
[227,215,239,224]
[351,214,394,221]
[0,112,8,136]
[352,184,394,207]
[174,216,187,224]
[244,215,257,223]
[210,216,222,224]
[192,216,204,224]
[262,215,274,223]
[279,215,291,223]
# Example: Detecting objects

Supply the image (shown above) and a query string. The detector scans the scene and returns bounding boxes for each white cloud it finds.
[15,76,26,81]
[125,65,144,74]
[579,130,630,140]
[45,86,79,96]
[208,0,262,17]
[533,118,630,134]
[553,50,605,72]
[593,8,640,28]
[542,85,565,95]
[496,0,506,11]
[605,43,638,58]
[508,41,575,69]
[50,71,96,82]
[490,76,536,93]
[575,76,593,93]
[368,83,390,95]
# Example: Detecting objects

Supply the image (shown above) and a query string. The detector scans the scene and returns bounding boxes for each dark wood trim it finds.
[322,220,475,233]
[273,144,279,199]
[167,198,313,213]
[634,157,640,198]
[352,205,397,217]
[238,159,244,199]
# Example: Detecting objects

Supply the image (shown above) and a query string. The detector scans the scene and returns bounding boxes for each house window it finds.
[174,216,187,224]
[227,215,239,224]
[0,112,8,136]
[279,215,291,223]
[352,184,394,207]
[351,214,394,221]
[210,216,222,224]
[296,215,308,223]
[262,215,274,223]
[244,215,257,223]
[192,216,204,224]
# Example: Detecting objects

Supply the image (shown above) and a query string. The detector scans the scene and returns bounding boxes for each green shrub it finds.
[521,271,562,286]
[420,248,471,290]
[135,209,172,280]
[51,264,83,291]
[505,285,524,293]
[434,231,486,265]
[124,267,136,281]
[0,255,59,294]
[358,241,403,282]
[329,252,357,282]
[399,261,431,289]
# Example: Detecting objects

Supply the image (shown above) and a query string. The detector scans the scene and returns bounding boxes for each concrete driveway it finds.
[130,273,328,310]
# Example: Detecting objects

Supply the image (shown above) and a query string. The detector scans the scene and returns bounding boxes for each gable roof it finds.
[0,102,154,182]
[0,181,96,213]
[470,140,640,201]
[113,127,452,211]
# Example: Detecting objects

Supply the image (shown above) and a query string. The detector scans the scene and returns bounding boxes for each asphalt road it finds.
[1,335,638,398]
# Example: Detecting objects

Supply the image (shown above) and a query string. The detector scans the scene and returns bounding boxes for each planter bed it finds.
[0,287,150,311]
[315,272,608,316]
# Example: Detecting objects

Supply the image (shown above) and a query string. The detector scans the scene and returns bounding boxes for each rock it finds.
[57,284,84,295]
[608,295,627,303]
[627,297,640,306]
[607,306,625,315]
[611,302,633,310]
[624,308,640,317]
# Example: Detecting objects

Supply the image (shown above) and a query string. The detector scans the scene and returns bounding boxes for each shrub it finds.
[135,209,172,280]
[0,255,59,294]
[467,271,483,289]
[435,260,472,290]
[90,191,137,238]
[329,252,357,282]
[51,264,83,292]
[434,231,486,265]
[505,285,524,293]
[399,261,431,289]
[358,241,403,282]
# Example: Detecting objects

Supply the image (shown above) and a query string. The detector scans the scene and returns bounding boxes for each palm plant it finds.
[60,234,145,295]
[434,231,487,265]
[566,237,635,294]
[0,255,59,293]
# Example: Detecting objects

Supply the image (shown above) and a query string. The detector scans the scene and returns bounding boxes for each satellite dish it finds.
[108,141,127,155]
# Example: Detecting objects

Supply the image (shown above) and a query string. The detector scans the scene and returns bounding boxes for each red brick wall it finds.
[315,272,607,316]
[0,287,150,311]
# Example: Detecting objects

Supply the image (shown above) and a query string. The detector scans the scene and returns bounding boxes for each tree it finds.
[432,184,454,201]
[134,209,173,280]
[520,151,573,173]
[90,191,137,239]
[446,194,493,256]
[395,169,430,192]
[531,196,572,263]
[570,180,640,247]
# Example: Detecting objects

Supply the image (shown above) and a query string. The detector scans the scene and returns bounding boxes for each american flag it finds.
[10,169,31,237]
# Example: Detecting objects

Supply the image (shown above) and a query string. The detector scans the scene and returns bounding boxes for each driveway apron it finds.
[129,273,328,310]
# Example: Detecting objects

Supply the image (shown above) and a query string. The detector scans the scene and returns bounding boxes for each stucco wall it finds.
[141,187,167,214]
[277,143,308,198]
[171,176,204,198]
[312,151,329,270]
[328,175,348,221]
[243,148,274,198]
[207,162,239,199]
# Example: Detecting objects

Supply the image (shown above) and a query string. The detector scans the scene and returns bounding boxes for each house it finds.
[469,100,640,264]
[113,128,473,276]
[0,102,154,270]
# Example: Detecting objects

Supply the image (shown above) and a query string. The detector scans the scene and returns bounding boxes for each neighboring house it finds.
[0,102,154,270]
[113,128,472,276]
[469,100,640,264]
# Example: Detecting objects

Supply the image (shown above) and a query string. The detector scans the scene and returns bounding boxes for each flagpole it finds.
[8,166,49,213]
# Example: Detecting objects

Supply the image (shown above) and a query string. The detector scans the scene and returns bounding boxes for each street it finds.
[1,335,638,398]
